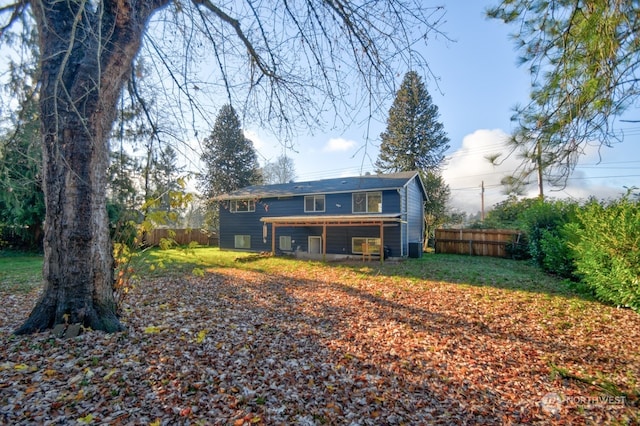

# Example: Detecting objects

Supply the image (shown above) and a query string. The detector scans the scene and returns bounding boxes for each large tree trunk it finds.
[15,0,165,334]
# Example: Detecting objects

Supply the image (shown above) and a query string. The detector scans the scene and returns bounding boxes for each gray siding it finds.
[400,184,407,257]
[406,177,425,244]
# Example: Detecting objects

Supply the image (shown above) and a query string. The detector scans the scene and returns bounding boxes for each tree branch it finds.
[191,0,278,80]
[0,0,27,37]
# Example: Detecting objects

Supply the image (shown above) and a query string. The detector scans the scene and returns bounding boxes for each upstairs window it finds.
[352,192,382,213]
[230,200,255,213]
[304,195,325,212]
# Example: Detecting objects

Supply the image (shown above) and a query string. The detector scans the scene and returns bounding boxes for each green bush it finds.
[505,232,530,260]
[572,195,640,311]
[518,198,579,277]
[539,225,578,279]
[483,196,539,230]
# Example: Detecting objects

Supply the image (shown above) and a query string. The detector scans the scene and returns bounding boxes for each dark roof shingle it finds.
[216,171,424,200]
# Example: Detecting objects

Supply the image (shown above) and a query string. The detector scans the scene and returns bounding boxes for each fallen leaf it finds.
[77,413,94,424]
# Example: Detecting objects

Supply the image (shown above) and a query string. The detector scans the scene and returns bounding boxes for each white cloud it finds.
[442,129,516,213]
[442,129,633,214]
[323,137,356,152]
[244,129,264,150]
[243,129,292,165]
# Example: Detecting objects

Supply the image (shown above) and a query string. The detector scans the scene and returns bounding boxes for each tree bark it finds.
[15,0,166,334]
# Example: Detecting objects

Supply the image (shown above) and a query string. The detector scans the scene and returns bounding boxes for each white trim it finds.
[352,191,382,213]
[304,194,326,212]
[308,236,322,254]
[230,199,256,213]
[234,235,251,248]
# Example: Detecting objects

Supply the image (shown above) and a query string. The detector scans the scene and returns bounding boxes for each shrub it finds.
[483,196,539,229]
[505,232,530,260]
[539,224,579,280]
[517,198,580,277]
[572,195,640,311]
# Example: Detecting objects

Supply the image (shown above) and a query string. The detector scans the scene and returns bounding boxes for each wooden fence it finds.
[435,228,522,258]
[146,229,218,247]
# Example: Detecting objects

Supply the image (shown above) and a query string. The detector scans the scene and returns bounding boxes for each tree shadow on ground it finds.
[320,253,599,303]
[1,265,638,424]
[203,266,639,423]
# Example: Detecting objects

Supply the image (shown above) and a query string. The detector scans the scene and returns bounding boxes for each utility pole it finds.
[536,138,544,199]
[481,180,485,222]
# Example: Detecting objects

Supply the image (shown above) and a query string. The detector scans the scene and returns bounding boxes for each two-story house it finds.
[215,171,427,260]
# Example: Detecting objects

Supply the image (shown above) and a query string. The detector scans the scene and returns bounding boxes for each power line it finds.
[567,174,640,181]
[450,182,503,192]
[576,160,640,166]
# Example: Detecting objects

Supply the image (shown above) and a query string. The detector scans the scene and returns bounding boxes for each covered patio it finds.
[260,214,403,262]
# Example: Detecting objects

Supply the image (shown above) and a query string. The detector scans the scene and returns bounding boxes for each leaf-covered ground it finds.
[1,260,639,425]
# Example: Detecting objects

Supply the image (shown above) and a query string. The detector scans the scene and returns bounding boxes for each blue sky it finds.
[246,1,640,214]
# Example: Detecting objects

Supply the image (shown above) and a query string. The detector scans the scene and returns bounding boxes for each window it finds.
[352,237,381,254]
[352,192,382,213]
[304,195,325,212]
[234,235,251,249]
[230,199,255,213]
[279,236,292,251]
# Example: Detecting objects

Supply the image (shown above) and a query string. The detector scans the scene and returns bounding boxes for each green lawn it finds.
[0,252,43,293]
[1,247,587,300]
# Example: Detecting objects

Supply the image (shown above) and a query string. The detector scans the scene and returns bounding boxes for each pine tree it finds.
[199,104,262,198]
[376,71,451,246]
[421,170,450,249]
[488,1,640,185]
[0,28,44,250]
[376,71,449,173]
[0,101,44,249]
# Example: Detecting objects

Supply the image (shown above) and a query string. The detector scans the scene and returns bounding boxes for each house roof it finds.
[216,171,427,200]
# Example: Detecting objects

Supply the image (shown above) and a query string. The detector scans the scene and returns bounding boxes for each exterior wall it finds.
[218,201,269,251]
[218,186,413,258]
[271,224,402,257]
[406,177,425,246]
[399,185,407,257]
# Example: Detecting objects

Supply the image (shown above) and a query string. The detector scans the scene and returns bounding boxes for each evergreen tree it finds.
[107,150,140,212]
[376,71,451,246]
[106,149,141,247]
[0,102,44,249]
[421,170,450,248]
[375,71,450,173]
[199,105,262,199]
[149,145,185,213]
[488,1,640,185]
[0,27,44,250]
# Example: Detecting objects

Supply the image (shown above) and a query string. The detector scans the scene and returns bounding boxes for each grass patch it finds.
[334,253,589,299]
[136,246,255,277]
[0,253,43,293]
[0,248,593,302]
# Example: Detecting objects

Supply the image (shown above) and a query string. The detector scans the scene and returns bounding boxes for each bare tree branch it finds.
[191,0,278,79]
[0,0,27,37]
